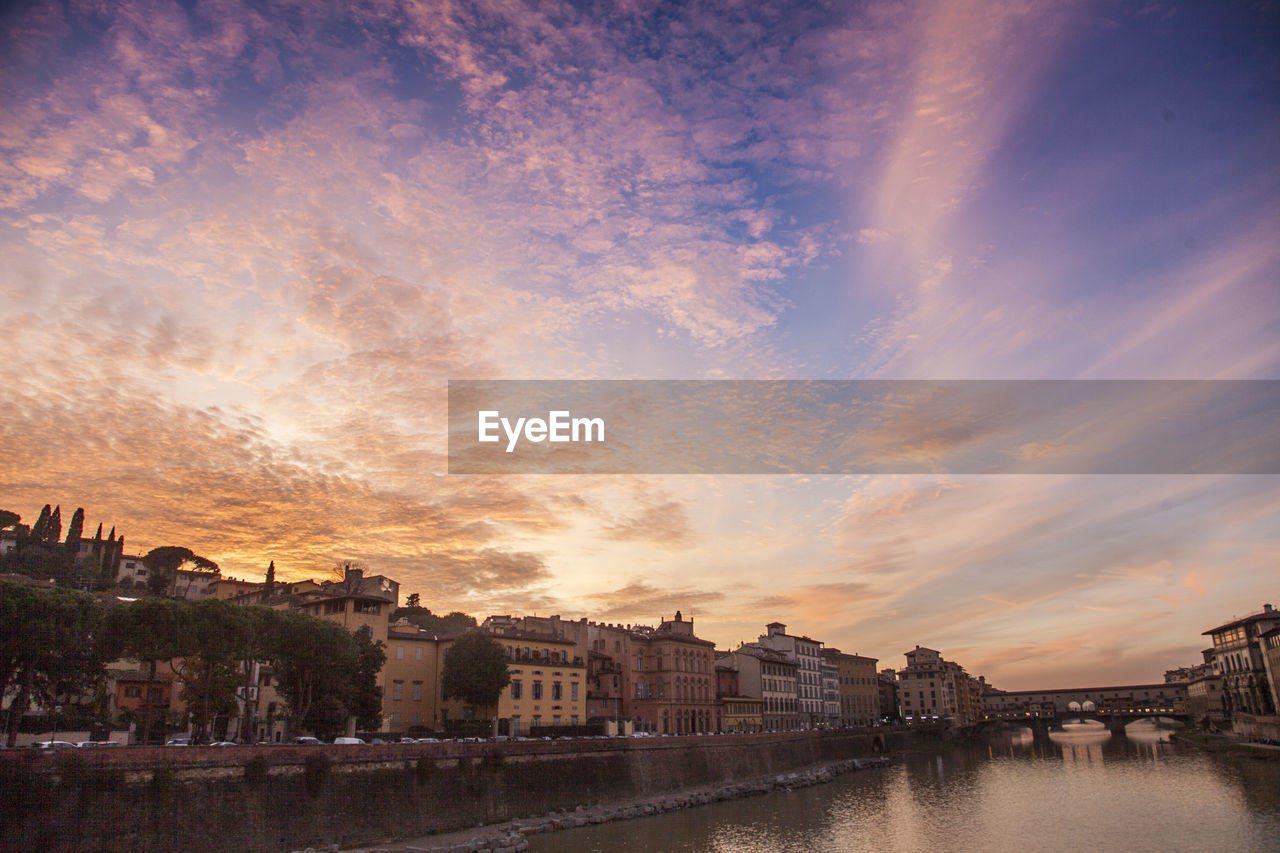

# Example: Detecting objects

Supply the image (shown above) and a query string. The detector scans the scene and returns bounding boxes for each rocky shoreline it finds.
[342,755,891,853]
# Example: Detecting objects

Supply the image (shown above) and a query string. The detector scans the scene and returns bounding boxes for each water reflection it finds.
[528,729,1280,853]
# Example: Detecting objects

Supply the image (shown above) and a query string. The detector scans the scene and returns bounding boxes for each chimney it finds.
[345,565,363,586]
[1265,603,1274,613]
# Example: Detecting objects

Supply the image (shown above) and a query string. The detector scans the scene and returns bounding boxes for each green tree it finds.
[64,507,84,550]
[172,599,251,742]
[391,604,477,634]
[28,505,52,547]
[142,546,218,597]
[441,631,510,717]
[0,582,107,748]
[104,598,190,744]
[404,592,420,609]
[264,611,386,739]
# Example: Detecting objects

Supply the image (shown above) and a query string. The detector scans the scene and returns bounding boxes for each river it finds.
[527,721,1280,853]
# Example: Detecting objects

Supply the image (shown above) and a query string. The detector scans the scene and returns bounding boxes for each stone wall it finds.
[0,730,900,853]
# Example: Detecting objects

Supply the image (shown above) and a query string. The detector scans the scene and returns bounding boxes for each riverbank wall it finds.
[0,729,903,853]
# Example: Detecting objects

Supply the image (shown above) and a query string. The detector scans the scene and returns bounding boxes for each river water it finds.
[527,722,1280,853]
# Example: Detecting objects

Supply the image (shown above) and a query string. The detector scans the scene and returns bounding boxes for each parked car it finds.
[74,741,120,748]
[164,737,192,746]
[333,737,364,745]
[32,740,77,750]
[209,741,239,746]
[416,737,441,743]
[397,737,418,744]
[291,736,322,745]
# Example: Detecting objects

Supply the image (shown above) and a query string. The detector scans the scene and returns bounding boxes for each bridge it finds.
[980,704,1188,741]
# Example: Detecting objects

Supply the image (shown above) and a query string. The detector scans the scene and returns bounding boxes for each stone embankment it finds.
[355,756,891,853]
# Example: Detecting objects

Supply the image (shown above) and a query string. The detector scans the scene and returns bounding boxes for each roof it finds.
[1203,605,1280,636]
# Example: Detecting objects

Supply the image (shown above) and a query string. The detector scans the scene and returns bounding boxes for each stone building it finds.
[1203,604,1280,718]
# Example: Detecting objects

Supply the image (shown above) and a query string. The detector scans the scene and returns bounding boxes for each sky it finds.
[2,0,1277,691]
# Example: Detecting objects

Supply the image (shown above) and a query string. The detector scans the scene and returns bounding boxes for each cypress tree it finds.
[65,507,85,550]
[30,505,52,545]
[48,506,62,546]
[102,528,118,582]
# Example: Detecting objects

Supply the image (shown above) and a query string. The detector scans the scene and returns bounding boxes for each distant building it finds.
[898,646,955,722]
[727,645,800,731]
[715,654,763,732]
[753,622,824,728]
[823,649,879,727]
[878,669,899,723]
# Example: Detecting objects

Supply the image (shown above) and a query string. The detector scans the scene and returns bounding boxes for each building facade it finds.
[1203,604,1280,718]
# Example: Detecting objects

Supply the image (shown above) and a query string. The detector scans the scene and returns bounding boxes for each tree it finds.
[441,631,510,716]
[64,507,84,551]
[104,598,190,744]
[391,605,477,634]
[1,582,107,747]
[171,599,251,742]
[404,592,420,609]
[259,610,386,739]
[28,505,52,547]
[0,510,18,531]
[264,560,275,588]
[48,505,61,547]
[142,546,218,597]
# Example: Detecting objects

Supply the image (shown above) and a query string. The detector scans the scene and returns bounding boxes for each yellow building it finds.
[459,629,586,735]
[823,649,880,727]
[383,623,446,732]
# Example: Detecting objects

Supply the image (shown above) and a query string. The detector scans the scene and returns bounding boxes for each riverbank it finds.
[1173,730,1280,759]
[348,756,892,853]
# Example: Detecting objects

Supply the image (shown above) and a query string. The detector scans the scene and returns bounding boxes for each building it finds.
[823,649,880,727]
[821,661,841,726]
[1202,603,1280,717]
[481,621,588,734]
[898,646,955,722]
[715,653,763,732]
[753,622,824,728]
[723,645,800,731]
[1264,628,1280,716]
[878,669,899,723]
[590,612,718,734]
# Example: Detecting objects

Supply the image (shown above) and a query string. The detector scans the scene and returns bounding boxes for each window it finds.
[396,646,404,660]
[412,681,423,701]
[552,682,563,701]
[571,683,579,701]
[532,681,543,700]
[393,681,404,700]
[124,686,141,698]
[511,681,523,699]
[416,646,423,660]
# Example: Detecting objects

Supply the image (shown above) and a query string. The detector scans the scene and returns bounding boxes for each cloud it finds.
[602,500,695,549]
[585,581,724,622]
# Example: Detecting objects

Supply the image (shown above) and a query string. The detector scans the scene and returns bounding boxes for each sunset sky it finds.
[2,0,1277,691]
